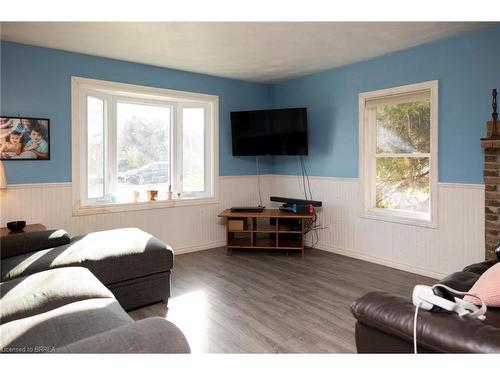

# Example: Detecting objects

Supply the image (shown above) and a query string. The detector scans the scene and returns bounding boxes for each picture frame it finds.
[0,116,50,160]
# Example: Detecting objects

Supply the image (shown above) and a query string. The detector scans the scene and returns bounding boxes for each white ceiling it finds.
[0,22,491,83]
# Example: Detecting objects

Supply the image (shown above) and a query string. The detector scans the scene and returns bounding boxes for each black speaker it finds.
[270,196,322,207]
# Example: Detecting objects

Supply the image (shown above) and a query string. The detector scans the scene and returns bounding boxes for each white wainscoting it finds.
[0,176,273,254]
[269,175,485,279]
[0,175,484,278]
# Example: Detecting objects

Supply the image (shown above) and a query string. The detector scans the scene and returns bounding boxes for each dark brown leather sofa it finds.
[351,259,500,353]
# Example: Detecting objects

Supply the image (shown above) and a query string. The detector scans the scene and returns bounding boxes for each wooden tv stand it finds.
[218,209,314,256]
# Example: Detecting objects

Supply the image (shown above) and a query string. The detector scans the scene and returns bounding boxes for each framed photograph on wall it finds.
[0,116,50,160]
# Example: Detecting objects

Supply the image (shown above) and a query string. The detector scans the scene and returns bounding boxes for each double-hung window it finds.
[72,77,218,215]
[359,80,438,227]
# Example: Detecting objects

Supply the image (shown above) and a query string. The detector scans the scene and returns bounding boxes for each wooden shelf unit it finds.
[218,209,314,256]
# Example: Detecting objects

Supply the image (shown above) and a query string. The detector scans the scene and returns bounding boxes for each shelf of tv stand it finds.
[218,208,314,256]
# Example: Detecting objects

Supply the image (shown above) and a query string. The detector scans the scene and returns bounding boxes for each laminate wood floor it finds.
[128,247,435,353]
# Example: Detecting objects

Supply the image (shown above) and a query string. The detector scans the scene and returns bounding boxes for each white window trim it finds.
[358,80,439,228]
[177,102,213,198]
[71,76,219,216]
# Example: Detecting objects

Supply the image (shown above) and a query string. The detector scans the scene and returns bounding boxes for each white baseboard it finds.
[176,238,447,279]
[310,242,446,280]
[174,240,226,255]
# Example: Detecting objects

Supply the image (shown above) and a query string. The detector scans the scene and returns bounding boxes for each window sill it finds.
[72,196,218,216]
[360,208,437,229]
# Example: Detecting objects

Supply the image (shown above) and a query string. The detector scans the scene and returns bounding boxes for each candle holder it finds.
[167,184,173,200]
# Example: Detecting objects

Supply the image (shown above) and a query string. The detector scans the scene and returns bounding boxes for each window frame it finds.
[358,80,439,228]
[177,102,212,198]
[71,76,219,216]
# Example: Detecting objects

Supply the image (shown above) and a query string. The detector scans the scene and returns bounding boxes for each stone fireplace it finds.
[481,120,500,260]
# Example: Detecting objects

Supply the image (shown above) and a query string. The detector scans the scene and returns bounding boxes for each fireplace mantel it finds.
[481,121,500,149]
[481,139,500,149]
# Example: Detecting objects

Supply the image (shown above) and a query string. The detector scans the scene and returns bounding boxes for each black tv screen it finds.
[231,108,308,156]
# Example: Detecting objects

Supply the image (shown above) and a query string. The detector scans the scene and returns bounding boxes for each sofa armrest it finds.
[1,229,70,259]
[351,291,500,353]
[56,317,190,353]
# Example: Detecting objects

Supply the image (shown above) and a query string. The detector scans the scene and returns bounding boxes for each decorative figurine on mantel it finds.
[493,88,498,138]
[482,88,498,140]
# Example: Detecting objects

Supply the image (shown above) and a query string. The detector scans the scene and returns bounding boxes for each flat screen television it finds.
[231,108,308,156]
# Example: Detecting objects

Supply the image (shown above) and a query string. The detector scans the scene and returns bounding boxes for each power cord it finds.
[256,156,263,207]
[298,156,320,248]
[413,302,422,354]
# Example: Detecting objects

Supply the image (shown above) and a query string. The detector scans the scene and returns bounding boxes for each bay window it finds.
[72,77,218,215]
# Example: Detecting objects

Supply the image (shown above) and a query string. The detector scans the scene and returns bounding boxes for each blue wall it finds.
[0,41,274,184]
[273,25,500,183]
[2,25,500,185]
